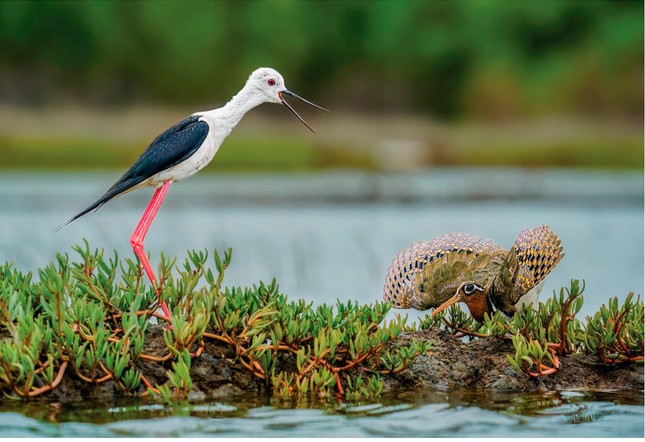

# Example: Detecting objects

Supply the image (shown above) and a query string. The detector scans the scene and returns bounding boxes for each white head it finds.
[245,67,328,133]
[246,67,287,104]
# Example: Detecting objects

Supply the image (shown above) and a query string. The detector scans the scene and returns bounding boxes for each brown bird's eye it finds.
[267,78,276,86]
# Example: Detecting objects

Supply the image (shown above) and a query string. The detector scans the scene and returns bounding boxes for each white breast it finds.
[514,280,544,311]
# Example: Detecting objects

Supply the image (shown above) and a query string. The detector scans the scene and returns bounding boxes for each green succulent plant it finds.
[420,279,643,377]
[0,241,426,400]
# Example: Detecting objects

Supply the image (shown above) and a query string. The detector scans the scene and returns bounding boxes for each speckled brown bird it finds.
[383,225,564,321]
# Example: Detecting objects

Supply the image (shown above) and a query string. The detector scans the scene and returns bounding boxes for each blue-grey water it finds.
[0,169,642,320]
[0,168,643,437]
[0,391,642,437]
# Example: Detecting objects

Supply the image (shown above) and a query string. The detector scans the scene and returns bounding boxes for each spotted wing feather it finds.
[383,233,504,309]
[493,225,564,311]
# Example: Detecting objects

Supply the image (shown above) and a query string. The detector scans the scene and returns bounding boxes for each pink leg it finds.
[130,181,172,319]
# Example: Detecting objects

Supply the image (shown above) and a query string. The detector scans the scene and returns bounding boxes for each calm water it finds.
[0,169,642,320]
[0,169,643,437]
[0,391,642,437]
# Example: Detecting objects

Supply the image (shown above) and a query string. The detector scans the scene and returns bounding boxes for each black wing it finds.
[56,115,209,230]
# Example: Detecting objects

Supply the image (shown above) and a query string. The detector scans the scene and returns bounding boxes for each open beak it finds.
[279,90,328,134]
[431,293,463,318]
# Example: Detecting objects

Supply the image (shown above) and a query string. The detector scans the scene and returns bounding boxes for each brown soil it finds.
[41,325,643,403]
[385,328,644,392]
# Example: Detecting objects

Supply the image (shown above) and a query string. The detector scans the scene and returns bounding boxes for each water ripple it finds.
[0,391,641,437]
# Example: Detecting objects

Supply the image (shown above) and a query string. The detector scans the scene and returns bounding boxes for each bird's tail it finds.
[54,200,106,232]
[498,224,564,300]
[54,177,139,232]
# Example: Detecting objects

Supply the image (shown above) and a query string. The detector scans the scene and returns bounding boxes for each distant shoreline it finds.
[0,105,642,171]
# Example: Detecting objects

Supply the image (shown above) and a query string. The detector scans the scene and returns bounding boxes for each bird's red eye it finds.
[267,78,276,86]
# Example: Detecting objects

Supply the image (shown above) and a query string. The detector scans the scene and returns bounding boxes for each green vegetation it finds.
[0,1,642,119]
[0,135,375,172]
[424,280,644,377]
[448,138,644,170]
[2,125,641,172]
[0,242,425,400]
[0,245,642,402]
[1,2,642,171]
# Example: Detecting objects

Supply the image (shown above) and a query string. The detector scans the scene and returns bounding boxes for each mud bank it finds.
[40,325,642,403]
[385,328,643,392]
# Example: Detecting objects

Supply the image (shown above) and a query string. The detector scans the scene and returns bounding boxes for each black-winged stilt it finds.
[57,67,327,319]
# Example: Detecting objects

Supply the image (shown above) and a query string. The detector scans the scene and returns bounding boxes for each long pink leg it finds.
[130,181,172,319]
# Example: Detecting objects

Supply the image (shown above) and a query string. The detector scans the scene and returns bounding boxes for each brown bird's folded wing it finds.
[383,232,505,310]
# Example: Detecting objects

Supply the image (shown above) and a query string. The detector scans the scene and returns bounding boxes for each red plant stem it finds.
[203,331,234,345]
[140,373,158,393]
[139,352,173,362]
[252,359,264,374]
[75,367,112,384]
[33,359,50,375]
[335,346,383,372]
[28,361,68,397]
[612,321,634,357]
[239,357,265,380]
[191,341,204,358]
[239,343,296,356]
[335,372,344,395]
[558,302,570,355]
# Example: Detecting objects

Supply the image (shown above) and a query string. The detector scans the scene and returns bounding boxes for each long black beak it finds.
[279,90,328,133]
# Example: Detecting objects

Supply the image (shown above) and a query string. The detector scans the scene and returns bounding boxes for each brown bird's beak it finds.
[431,292,464,318]
[279,90,328,133]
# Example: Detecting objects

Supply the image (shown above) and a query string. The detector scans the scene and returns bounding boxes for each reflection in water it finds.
[0,390,642,437]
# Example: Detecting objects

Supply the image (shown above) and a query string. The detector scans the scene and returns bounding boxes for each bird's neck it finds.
[223,85,267,122]
[228,84,267,113]
[465,292,491,322]
[199,84,266,135]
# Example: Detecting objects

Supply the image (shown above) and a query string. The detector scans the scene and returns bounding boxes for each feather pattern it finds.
[383,233,505,309]
[491,225,564,313]
[384,226,564,316]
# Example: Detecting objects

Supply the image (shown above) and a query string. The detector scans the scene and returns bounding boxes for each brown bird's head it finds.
[430,280,491,322]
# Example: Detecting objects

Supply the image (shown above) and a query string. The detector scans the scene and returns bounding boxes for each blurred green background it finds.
[0,0,642,171]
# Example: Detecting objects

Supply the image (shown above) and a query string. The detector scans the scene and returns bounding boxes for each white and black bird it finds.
[57,67,327,318]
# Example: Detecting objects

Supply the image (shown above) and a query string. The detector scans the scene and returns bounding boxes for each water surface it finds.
[0,169,643,437]
[0,169,642,323]
[0,391,642,437]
